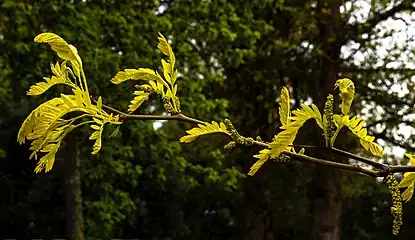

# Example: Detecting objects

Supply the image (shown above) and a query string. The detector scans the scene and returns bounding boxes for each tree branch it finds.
[122,113,206,125]
[94,98,415,178]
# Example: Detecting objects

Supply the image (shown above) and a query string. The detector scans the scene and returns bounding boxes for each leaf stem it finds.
[123,113,205,125]
[81,69,89,95]
[73,120,95,129]
[95,99,204,125]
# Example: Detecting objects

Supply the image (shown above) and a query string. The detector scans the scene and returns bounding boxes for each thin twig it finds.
[283,151,378,178]
[289,144,318,149]
[123,113,205,125]
[94,99,205,125]
[329,147,387,169]
[100,103,128,116]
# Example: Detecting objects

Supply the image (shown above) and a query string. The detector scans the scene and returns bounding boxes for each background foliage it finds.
[1,0,415,239]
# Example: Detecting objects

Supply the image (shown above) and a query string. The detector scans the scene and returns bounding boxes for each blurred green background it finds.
[1,0,415,239]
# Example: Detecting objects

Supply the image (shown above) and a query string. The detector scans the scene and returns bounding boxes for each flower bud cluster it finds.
[386,175,403,235]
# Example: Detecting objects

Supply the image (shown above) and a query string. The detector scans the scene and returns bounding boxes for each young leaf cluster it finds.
[18,33,121,173]
[110,33,180,114]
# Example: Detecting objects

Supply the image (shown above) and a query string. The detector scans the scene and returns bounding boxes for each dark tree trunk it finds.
[309,1,345,239]
[309,159,343,240]
[63,134,85,240]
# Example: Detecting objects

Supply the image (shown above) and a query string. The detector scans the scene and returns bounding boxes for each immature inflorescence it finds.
[275,153,291,163]
[174,96,181,113]
[324,94,336,143]
[224,119,254,146]
[224,141,236,151]
[162,96,175,113]
[135,85,153,93]
[386,175,403,235]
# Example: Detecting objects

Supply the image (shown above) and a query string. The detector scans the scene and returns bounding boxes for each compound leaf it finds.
[398,154,415,202]
[89,122,106,155]
[157,33,175,74]
[343,115,383,156]
[128,91,150,112]
[111,68,168,88]
[34,33,82,69]
[249,104,321,175]
[180,121,229,143]
[27,76,67,96]
[279,87,290,126]
[335,78,355,115]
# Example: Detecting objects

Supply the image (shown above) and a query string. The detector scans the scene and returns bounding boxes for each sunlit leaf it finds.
[334,78,355,115]
[279,87,290,126]
[342,115,383,157]
[128,91,150,112]
[34,33,82,68]
[180,121,229,143]
[111,68,168,88]
[249,104,322,175]
[27,76,68,96]
[157,33,175,74]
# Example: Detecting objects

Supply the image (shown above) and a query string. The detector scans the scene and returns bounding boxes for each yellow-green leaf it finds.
[180,121,229,143]
[34,143,59,173]
[90,125,100,130]
[279,87,290,126]
[249,104,322,175]
[89,123,106,155]
[89,131,100,140]
[128,91,150,112]
[402,182,414,202]
[17,98,64,144]
[398,172,415,188]
[34,33,82,68]
[92,117,103,125]
[73,88,84,106]
[27,76,67,96]
[97,96,102,110]
[405,153,415,165]
[290,104,323,129]
[335,78,355,115]
[172,84,178,96]
[82,91,92,107]
[157,33,175,74]
[249,149,271,176]
[343,115,383,156]
[171,69,178,85]
[111,68,168,88]
[50,61,68,78]
[60,94,74,107]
